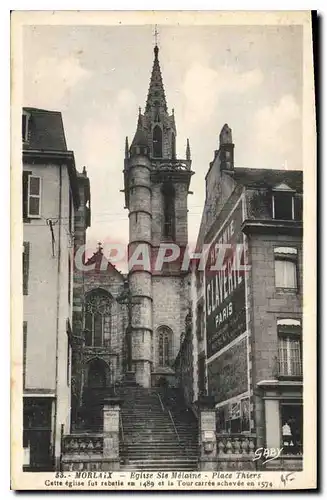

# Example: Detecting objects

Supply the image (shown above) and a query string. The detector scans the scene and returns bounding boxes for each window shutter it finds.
[22,171,32,220]
[23,242,30,295]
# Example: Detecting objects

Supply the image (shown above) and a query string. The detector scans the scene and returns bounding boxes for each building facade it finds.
[71,245,128,429]
[177,123,303,469]
[123,45,193,388]
[22,107,82,470]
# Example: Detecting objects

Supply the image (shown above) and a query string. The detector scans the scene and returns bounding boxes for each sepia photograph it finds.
[11,10,316,490]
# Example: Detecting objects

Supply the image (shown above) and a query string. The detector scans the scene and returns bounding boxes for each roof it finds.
[22,107,81,208]
[232,167,303,193]
[23,107,67,151]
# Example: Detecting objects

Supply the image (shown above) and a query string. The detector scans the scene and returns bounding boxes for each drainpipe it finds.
[53,164,62,468]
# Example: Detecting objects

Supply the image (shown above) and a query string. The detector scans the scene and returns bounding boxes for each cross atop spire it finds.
[145,37,167,113]
[154,24,159,47]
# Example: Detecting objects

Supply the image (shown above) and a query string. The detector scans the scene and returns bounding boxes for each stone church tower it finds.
[123,44,194,388]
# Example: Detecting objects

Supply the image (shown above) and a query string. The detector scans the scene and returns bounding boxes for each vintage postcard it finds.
[11,10,317,490]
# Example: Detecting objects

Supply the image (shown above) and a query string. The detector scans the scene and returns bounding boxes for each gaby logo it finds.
[253,447,283,465]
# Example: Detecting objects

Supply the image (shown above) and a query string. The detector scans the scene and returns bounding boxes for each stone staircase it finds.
[117,386,198,471]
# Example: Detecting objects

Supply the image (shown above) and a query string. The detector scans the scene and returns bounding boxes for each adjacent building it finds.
[22,107,83,470]
[177,124,303,470]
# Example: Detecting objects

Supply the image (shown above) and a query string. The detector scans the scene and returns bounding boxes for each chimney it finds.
[219,124,234,172]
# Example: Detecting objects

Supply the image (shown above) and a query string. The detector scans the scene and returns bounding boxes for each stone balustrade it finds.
[216,434,256,456]
[62,434,103,456]
[61,398,121,471]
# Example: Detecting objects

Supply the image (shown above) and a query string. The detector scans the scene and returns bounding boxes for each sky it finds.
[23,23,303,269]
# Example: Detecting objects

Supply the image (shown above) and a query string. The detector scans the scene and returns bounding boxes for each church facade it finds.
[70,44,194,421]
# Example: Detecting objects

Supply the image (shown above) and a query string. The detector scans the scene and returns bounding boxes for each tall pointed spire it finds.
[145,45,167,113]
[125,136,129,158]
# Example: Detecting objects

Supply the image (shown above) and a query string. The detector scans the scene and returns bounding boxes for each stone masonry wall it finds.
[152,275,189,368]
[248,233,303,386]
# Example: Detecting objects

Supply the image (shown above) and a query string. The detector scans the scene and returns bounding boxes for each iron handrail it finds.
[156,391,180,442]
[156,391,165,412]
[167,408,180,443]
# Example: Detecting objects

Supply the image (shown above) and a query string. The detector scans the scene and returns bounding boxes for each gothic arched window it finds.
[157,327,173,367]
[162,182,175,240]
[84,290,112,347]
[153,125,162,158]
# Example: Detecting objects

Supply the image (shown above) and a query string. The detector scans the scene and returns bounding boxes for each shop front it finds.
[257,380,303,470]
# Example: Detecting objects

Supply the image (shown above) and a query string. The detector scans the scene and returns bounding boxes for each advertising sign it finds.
[207,337,248,403]
[205,198,246,358]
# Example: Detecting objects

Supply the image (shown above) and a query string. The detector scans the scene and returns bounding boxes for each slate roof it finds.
[23,107,67,151]
[232,167,303,193]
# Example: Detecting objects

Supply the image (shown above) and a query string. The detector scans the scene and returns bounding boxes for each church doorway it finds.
[84,358,109,432]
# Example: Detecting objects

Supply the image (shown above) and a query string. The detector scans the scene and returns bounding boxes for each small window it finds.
[274,247,298,289]
[272,191,295,220]
[27,176,41,218]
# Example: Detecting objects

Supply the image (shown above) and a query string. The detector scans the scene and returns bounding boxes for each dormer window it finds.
[272,183,295,220]
[22,112,30,142]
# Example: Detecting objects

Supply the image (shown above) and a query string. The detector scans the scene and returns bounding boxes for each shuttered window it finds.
[27,175,41,218]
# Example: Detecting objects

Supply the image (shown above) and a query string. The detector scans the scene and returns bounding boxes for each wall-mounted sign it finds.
[205,198,246,358]
[207,337,248,404]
